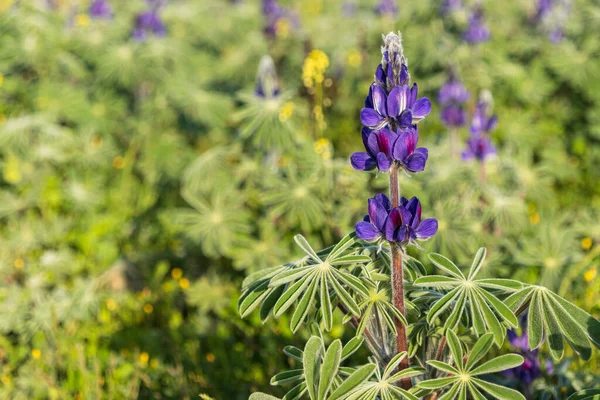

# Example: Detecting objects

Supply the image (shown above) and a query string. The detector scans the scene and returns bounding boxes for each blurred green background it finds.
[0,0,599,399]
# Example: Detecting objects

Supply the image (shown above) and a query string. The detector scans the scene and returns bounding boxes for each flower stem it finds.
[389,163,411,389]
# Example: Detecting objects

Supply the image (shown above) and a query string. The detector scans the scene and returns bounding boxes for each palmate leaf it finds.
[505,285,600,361]
[418,331,525,400]
[414,248,522,345]
[341,352,423,400]
[248,233,370,332]
[265,336,375,400]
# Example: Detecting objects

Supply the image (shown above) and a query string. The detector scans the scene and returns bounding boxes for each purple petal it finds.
[385,208,402,241]
[376,152,391,172]
[371,84,388,117]
[395,225,409,243]
[356,221,381,241]
[360,108,384,127]
[416,218,438,240]
[367,130,381,154]
[399,64,409,85]
[409,83,418,107]
[377,128,396,156]
[404,152,427,173]
[387,85,410,118]
[404,197,421,228]
[398,109,413,129]
[486,115,498,132]
[351,152,376,171]
[361,127,372,152]
[393,128,418,161]
[462,149,475,161]
[399,196,409,207]
[375,64,386,84]
[374,193,391,211]
[411,98,432,122]
[370,197,389,231]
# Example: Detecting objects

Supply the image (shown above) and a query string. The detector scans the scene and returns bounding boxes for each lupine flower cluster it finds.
[535,0,570,43]
[438,70,469,128]
[463,7,491,44]
[254,56,280,99]
[504,316,554,385]
[440,0,462,16]
[374,0,399,18]
[462,92,497,162]
[132,2,167,41]
[89,0,112,19]
[352,33,437,247]
[262,0,299,38]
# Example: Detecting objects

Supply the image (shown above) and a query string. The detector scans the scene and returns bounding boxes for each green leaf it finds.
[274,273,314,317]
[249,393,281,400]
[475,279,523,291]
[471,378,526,400]
[445,330,464,370]
[331,269,370,298]
[426,287,461,325]
[428,253,465,279]
[470,354,524,376]
[329,255,372,266]
[545,292,593,361]
[568,389,600,400]
[260,285,285,322]
[320,276,333,331]
[328,363,377,400]
[427,360,460,375]
[326,232,357,261]
[542,298,565,360]
[283,346,303,363]
[270,370,304,386]
[294,235,321,262]
[329,274,360,317]
[303,337,323,400]
[270,265,317,287]
[418,377,458,390]
[341,336,364,361]
[474,290,504,346]
[239,280,272,318]
[318,340,342,400]
[476,288,518,327]
[290,276,319,332]
[414,275,462,288]
[467,247,486,280]
[464,333,494,371]
[527,292,544,350]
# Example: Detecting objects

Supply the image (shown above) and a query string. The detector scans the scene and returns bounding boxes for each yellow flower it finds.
[139,352,149,365]
[581,237,593,250]
[75,14,90,27]
[206,353,215,363]
[302,50,329,88]
[584,268,597,282]
[1,376,10,385]
[347,49,362,67]
[171,268,183,279]
[274,18,290,38]
[3,154,22,184]
[529,213,540,225]
[179,278,190,290]
[14,257,24,269]
[278,102,294,122]
[0,114,6,125]
[91,135,103,148]
[106,299,117,311]
[31,349,41,359]
[112,156,125,169]
[0,72,3,87]
[314,138,332,160]
[143,303,154,314]
[150,359,159,369]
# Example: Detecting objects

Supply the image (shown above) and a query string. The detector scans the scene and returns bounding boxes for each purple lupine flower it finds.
[440,0,462,15]
[360,83,432,130]
[132,9,167,41]
[385,196,438,245]
[263,0,284,37]
[89,0,112,19]
[351,128,396,172]
[462,136,496,162]
[463,8,491,44]
[504,316,550,385]
[534,0,553,21]
[392,126,428,173]
[351,126,428,173]
[254,56,280,98]
[355,193,392,241]
[470,101,498,137]
[341,1,358,17]
[374,0,398,17]
[438,72,470,128]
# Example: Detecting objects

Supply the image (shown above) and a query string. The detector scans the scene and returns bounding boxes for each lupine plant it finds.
[240,32,600,400]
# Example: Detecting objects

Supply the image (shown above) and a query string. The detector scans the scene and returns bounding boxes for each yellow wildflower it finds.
[529,213,540,225]
[143,304,153,314]
[179,278,190,290]
[171,268,183,279]
[347,49,362,67]
[314,138,332,160]
[14,258,24,269]
[139,352,149,365]
[584,268,596,282]
[302,50,329,88]
[31,349,41,359]
[206,353,215,363]
[75,14,90,27]
[581,237,593,250]
[278,102,294,122]
[112,156,125,169]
